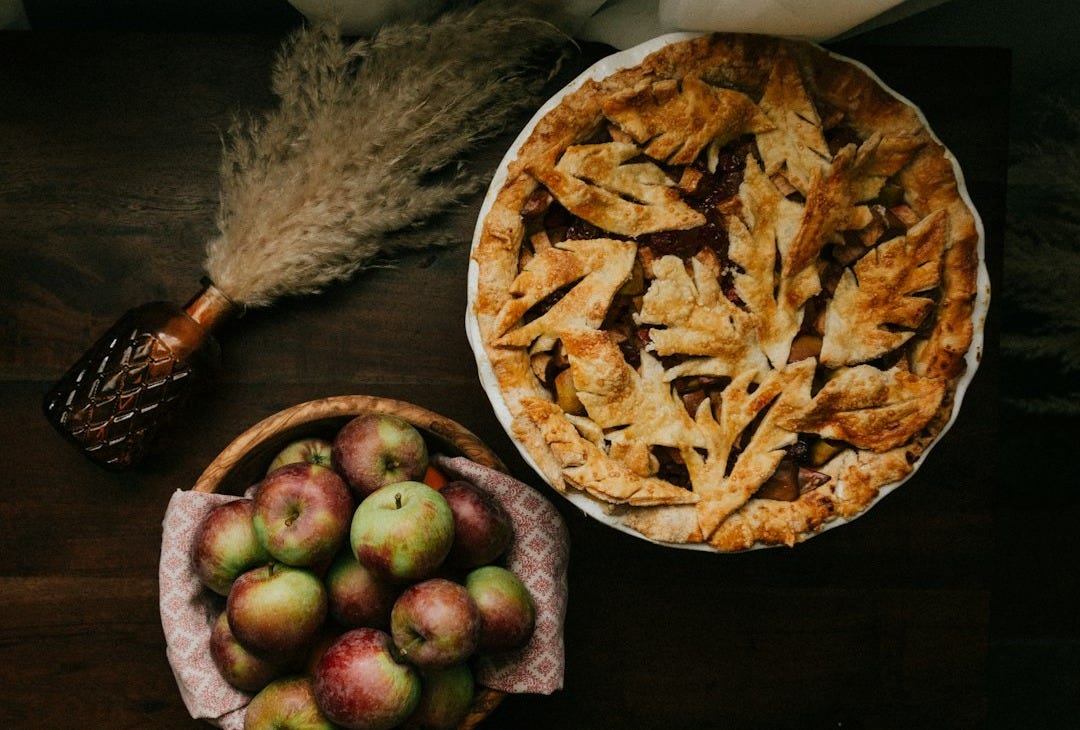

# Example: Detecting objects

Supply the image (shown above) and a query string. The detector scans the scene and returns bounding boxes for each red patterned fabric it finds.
[159,457,569,727]
[434,455,569,694]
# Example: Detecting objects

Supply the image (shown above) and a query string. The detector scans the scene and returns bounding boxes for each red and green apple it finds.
[350,481,454,584]
[227,563,327,662]
[390,578,481,669]
[465,565,536,654]
[252,463,354,568]
[191,498,271,596]
[332,414,429,497]
[312,627,421,730]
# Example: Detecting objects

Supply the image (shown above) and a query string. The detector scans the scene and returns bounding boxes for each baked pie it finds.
[469,33,985,551]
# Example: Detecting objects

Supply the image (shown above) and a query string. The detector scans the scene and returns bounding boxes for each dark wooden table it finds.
[0,30,1006,729]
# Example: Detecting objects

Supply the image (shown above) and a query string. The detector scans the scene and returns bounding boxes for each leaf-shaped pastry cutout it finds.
[755,53,832,196]
[530,141,704,237]
[637,254,770,376]
[600,75,773,166]
[820,210,947,366]
[778,364,945,452]
[845,131,925,203]
[784,144,862,282]
[683,359,816,538]
[494,237,637,348]
[787,132,926,279]
[562,329,705,449]
[727,155,807,367]
[613,350,707,449]
[778,133,920,317]
[559,328,643,429]
[520,397,698,506]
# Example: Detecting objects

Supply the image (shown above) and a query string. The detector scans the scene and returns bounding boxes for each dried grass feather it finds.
[1002,86,1080,413]
[205,1,570,308]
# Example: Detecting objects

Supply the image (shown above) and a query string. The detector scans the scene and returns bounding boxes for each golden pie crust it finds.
[471,33,983,551]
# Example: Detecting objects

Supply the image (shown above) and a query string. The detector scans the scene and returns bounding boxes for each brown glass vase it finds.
[43,282,236,469]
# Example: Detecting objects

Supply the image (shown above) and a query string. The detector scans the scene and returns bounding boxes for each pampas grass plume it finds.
[204,2,569,308]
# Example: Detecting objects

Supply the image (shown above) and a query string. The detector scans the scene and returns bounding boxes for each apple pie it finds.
[469,33,985,551]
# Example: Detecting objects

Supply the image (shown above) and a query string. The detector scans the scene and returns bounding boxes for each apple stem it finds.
[395,492,402,510]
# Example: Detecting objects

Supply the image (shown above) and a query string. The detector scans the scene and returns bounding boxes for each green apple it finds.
[465,565,536,654]
[350,481,454,584]
[244,675,335,730]
[267,437,334,473]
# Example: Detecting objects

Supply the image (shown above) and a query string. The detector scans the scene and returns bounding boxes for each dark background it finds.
[4,0,1078,727]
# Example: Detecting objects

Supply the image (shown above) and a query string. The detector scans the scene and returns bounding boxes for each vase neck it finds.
[184,281,237,331]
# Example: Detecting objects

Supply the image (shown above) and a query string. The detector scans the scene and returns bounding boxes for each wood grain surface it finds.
[0,31,1006,729]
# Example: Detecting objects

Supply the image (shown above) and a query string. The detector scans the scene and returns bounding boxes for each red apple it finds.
[191,498,270,596]
[268,437,334,473]
[464,566,536,654]
[244,675,336,730]
[313,627,421,730]
[401,663,475,730]
[252,463,354,568]
[304,623,350,678]
[390,579,480,669]
[325,549,400,630]
[350,481,454,584]
[209,610,283,693]
[332,414,429,497]
[227,564,327,661]
[441,480,513,570]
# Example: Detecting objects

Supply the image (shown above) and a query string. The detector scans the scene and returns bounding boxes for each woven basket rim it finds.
[193,395,505,493]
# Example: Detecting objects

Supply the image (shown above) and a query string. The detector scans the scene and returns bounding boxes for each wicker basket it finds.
[192,395,506,728]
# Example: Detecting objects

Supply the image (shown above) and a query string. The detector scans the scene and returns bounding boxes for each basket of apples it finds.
[159,396,568,730]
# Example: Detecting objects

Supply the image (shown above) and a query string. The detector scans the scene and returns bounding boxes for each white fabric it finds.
[288,0,909,45]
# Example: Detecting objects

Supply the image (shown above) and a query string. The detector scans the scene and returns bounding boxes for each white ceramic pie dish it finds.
[465,32,989,551]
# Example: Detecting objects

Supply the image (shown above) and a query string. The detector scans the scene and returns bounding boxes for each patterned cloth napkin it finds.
[159,456,570,728]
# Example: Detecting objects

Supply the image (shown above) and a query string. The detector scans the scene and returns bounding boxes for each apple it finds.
[332,413,429,497]
[313,627,421,730]
[227,564,327,661]
[209,610,283,693]
[252,463,354,568]
[440,480,514,570]
[303,625,345,677]
[325,549,400,630]
[401,663,475,730]
[464,566,536,654]
[267,437,334,473]
[191,498,271,596]
[390,578,481,669]
[350,481,454,584]
[244,675,336,730]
